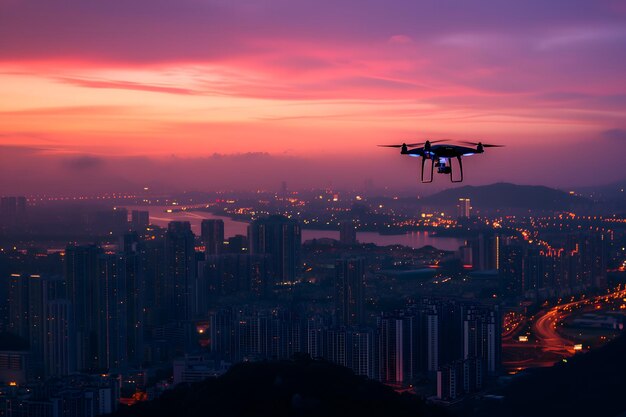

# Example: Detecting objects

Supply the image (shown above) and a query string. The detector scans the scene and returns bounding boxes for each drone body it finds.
[379,140,503,183]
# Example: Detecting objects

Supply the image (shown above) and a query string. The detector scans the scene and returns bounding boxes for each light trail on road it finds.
[532,287,626,356]
[503,286,626,372]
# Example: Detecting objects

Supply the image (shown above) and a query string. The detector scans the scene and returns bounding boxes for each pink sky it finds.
[1,0,625,192]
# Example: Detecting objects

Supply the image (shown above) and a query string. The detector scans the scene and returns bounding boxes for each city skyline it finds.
[0,2,625,416]
[0,183,623,415]
[1,0,626,193]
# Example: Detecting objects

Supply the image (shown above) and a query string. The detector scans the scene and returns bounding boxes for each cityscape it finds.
[0,183,624,415]
[1,0,626,416]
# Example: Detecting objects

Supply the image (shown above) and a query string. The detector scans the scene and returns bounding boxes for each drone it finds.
[379,140,504,183]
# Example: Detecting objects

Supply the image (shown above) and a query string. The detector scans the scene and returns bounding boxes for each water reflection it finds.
[126,206,464,251]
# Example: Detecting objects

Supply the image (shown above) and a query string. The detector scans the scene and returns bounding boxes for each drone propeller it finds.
[379,144,405,148]
[378,139,447,148]
[378,139,450,148]
[407,139,446,147]
[378,142,423,148]
[460,141,505,148]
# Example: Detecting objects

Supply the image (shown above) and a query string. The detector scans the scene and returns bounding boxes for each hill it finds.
[111,357,447,417]
[421,182,589,212]
[466,333,626,417]
[575,178,626,203]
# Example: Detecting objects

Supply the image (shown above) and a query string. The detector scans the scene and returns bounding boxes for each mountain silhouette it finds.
[421,182,588,211]
[111,356,447,417]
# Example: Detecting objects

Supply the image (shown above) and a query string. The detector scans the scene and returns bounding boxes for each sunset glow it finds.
[1,0,625,191]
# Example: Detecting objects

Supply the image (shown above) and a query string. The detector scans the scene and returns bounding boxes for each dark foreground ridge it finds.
[472,332,626,417]
[111,356,447,417]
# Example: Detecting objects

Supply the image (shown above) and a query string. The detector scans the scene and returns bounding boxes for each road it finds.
[533,304,575,355]
[533,288,626,355]
[503,286,626,371]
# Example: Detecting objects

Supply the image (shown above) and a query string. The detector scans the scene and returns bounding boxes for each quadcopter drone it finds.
[379,140,504,183]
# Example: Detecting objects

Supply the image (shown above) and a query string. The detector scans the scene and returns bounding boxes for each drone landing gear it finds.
[421,156,434,183]
[421,156,464,183]
[450,156,464,183]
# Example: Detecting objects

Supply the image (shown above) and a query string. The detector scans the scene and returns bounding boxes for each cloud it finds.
[536,27,626,50]
[0,0,624,105]
[388,35,413,44]
[0,0,623,65]
[0,0,624,190]
[0,105,136,116]
[602,128,626,140]
[62,155,105,170]
[54,77,200,96]
[1,137,624,197]
[0,144,51,153]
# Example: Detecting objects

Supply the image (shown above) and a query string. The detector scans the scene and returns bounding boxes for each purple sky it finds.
[0,0,625,194]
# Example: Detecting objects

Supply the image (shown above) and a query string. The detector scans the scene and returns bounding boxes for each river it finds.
[124,206,465,251]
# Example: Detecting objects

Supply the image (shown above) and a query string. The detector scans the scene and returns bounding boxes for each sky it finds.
[1,0,625,194]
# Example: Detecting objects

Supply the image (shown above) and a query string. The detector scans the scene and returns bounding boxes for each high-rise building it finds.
[7,274,30,341]
[436,358,483,401]
[165,222,197,322]
[85,208,129,236]
[377,315,404,385]
[339,220,357,245]
[64,244,102,372]
[7,273,52,377]
[5,268,70,379]
[201,219,225,255]
[469,233,499,271]
[325,328,347,367]
[97,253,129,371]
[523,248,545,296]
[335,258,366,326]
[372,300,500,388]
[248,215,301,285]
[457,198,471,218]
[426,311,439,373]
[349,328,375,379]
[207,307,305,363]
[373,306,432,379]
[45,300,75,376]
[439,301,465,366]
[499,243,525,297]
[399,311,422,384]
[208,308,237,361]
[93,246,145,372]
[420,299,465,373]
[203,254,271,298]
[121,237,144,367]
[567,232,609,289]
[256,309,302,361]
[224,234,248,254]
[140,236,167,329]
[131,210,149,232]
[463,305,501,376]
[305,315,326,359]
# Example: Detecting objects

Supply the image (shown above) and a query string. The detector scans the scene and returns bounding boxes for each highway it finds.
[533,304,575,355]
[533,289,625,355]
[503,286,626,371]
